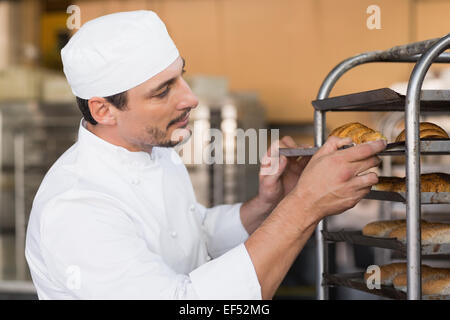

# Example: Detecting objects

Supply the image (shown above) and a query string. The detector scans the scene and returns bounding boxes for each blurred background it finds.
[0,0,449,299]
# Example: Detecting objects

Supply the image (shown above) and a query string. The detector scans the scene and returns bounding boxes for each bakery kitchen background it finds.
[0,0,449,300]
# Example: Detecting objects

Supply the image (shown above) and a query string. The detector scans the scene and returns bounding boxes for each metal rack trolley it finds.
[291,34,450,300]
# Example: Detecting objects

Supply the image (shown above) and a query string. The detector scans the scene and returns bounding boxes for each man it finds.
[25,10,385,299]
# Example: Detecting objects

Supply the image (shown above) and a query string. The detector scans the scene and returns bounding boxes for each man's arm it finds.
[245,137,386,299]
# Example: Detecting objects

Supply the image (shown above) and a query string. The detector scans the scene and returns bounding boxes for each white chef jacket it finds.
[25,118,261,300]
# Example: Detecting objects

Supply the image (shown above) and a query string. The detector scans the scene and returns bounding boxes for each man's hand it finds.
[290,136,386,224]
[256,136,311,214]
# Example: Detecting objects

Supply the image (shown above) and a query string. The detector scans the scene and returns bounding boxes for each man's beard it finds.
[146,126,192,148]
[145,110,192,148]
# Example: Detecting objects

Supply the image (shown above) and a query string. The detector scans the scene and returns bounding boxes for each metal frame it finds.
[314,35,450,300]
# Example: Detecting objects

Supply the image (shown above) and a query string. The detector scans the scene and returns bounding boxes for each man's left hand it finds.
[257,136,311,215]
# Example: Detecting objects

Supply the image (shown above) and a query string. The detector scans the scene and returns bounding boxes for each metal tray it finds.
[279,139,450,157]
[365,190,450,204]
[322,230,450,255]
[324,272,450,300]
[311,88,450,112]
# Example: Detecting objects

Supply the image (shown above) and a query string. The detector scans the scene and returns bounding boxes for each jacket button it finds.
[170,231,177,238]
[189,204,195,213]
[131,178,140,185]
[206,255,211,261]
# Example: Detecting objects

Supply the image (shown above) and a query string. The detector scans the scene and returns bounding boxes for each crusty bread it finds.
[395,122,449,142]
[393,268,450,293]
[329,122,387,144]
[422,276,450,295]
[362,220,407,237]
[372,173,450,193]
[372,177,404,192]
[387,222,450,244]
[362,219,432,238]
[392,266,442,292]
[364,263,407,285]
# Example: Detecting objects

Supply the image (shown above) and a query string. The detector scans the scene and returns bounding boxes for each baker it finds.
[25,10,386,299]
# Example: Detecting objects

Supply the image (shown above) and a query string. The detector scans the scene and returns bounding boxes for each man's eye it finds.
[155,86,170,98]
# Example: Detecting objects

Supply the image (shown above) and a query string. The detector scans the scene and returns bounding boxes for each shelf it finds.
[322,230,450,255]
[324,272,449,300]
[279,139,450,157]
[365,190,450,204]
[312,88,450,112]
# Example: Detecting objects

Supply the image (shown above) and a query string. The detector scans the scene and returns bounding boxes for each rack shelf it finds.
[365,191,450,204]
[312,88,450,112]
[324,272,449,300]
[322,230,450,255]
[280,140,450,157]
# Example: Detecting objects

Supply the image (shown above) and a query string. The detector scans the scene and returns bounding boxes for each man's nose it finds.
[176,78,199,110]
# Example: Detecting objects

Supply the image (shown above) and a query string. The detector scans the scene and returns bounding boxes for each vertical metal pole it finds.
[314,110,327,300]
[404,33,450,300]
[14,133,26,280]
[0,112,2,223]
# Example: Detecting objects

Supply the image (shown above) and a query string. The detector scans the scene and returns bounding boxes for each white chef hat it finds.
[61,10,179,100]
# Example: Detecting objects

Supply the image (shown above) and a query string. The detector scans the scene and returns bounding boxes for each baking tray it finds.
[365,190,450,204]
[311,88,450,112]
[323,272,406,300]
[324,272,450,300]
[279,139,450,157]
[322,230,450,255]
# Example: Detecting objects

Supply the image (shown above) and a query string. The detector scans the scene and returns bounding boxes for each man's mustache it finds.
[167,109,191,129]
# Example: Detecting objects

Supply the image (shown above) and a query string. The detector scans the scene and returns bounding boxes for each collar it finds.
[77,118,160,169]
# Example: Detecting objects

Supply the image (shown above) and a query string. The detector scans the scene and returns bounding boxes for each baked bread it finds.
[329,122,387,144]
[364,263,407,286]
[395,122,449,142]
[362,219,432,238]
[392,267,450,292]
[387,222,450,244]
[422,276,450,295]
[362,220,407,237]
[372,173,450,193]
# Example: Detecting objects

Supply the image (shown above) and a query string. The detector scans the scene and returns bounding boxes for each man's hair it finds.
[76,91,128,125]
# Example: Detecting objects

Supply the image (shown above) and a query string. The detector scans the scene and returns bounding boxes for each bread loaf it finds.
[422,276,450,295]
[372,173,450,193]
[395,122,449,142]
[362,220,406,237]
[362,219,432,238]
[392,266,443,292]
[364,263,407,285]
[329,122,387,144]
[387,222,450,244]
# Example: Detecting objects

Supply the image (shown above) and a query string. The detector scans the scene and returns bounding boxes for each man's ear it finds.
[88,97,117,125]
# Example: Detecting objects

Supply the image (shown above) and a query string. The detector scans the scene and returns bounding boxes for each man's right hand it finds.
[289,136,387,223]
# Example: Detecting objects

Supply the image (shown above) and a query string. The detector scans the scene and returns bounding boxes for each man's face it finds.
[114,56,198,150]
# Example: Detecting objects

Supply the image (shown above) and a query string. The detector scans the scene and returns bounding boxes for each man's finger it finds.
[340,139,387,162]
[280,136,298,149]
[350,156,381,176]
[260,155,288,179]
[315,136,353,157]
[348,171,379,190]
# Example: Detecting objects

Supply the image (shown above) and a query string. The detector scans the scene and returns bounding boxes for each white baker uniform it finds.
[25,119,261,299]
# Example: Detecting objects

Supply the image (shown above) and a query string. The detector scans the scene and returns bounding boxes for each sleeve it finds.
[40,193,260,299]
[196,202,250,259]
